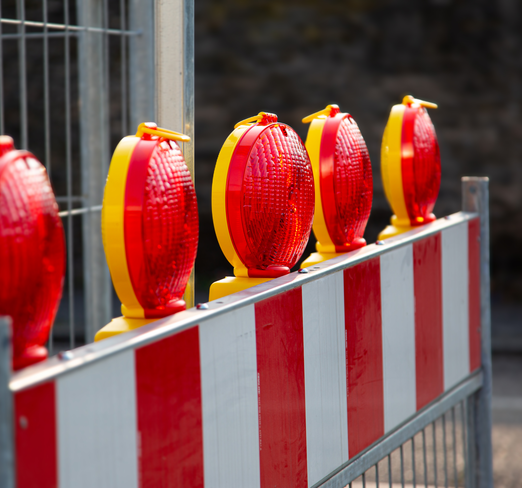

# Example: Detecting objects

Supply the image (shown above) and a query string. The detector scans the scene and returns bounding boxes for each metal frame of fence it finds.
[0,0,194,349]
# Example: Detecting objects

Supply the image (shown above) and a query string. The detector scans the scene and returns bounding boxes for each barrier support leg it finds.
[462,177,493,488]
[0,316,14,488]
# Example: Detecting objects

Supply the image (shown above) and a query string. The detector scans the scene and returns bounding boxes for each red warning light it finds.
[102,123,198,319]
[401,102,441,225]
[380,96,440,239]
[303,105,373,254]
[330,115,373,250]
[213,112,315,279]
[0,136,65,370]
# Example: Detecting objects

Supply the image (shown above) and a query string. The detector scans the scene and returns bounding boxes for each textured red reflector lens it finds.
[124,138,198,317]
[0,140,65,370]
[401,107,441,225]
[327,116,373,251]
[227,121,314,277]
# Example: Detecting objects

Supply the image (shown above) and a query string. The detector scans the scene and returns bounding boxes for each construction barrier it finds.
[4,178,492,488]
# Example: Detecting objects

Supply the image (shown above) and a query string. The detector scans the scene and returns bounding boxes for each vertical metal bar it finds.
[452,407,459,488]
[183,0,195,308]
[103,0,109,169]
[433,421,438,488]
[154,0,183,131]
[388,454,392,488]
[461,177,493,488]
[17,0,27,148]
[77,0,112,342]
[466,397,476,488]
[43,0,52,355]
[128,0,155,128]
[64,0,75,350]
[120,0,127,136]
[43,0,51,176]
[400,445,405,488]
[376,463,379,488]
[443,413,448,488]
[362,471,366,488]
[411,437,416,488]
[0,317,14,488]
[460,401,468,488]
[0,1,4,134]
[422,428,428,488]
[155,0,195,308]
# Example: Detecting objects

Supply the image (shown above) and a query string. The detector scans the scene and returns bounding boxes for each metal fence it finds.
[0,0,193,350]
[320,376,481,488]
[0,1,492,487]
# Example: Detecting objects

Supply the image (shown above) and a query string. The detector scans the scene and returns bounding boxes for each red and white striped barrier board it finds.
[11,212,481,488]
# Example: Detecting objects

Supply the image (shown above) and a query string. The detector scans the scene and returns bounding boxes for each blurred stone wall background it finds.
[194,0,522,306]
[2,0,520,308]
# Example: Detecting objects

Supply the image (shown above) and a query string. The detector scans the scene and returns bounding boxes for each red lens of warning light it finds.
[227,118,315,277]
[401,106,440,225]
[322,114,373,251]
[0,137,65,370]
[124,138,198,317]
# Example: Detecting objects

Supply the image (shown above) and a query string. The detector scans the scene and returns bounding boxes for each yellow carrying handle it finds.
[402,95,438,109]
[234,112,278,129]
[234,113,265,128]
[135,122,190,142]
[302,104,340,124]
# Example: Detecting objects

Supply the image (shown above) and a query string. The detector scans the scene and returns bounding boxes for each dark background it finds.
[1,0,520,340]
[193,0,522,309]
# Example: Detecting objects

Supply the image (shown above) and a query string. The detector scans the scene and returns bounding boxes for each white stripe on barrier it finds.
[380,245,416,432]
[199,306,260,488]
[442,224,470,389]
[302,273,349,487]
[56,351,138,488]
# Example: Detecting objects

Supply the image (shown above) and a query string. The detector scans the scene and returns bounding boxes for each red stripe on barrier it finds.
[413,234,444,409]
[344,258,384,456]
[255,288,308,488]
[468,218,482,371]
[135,326,204,488]
[15,382,57,488]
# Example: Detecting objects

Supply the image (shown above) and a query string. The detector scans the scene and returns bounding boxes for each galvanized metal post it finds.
[154,0,195,308]
[77,0,113,342]
[129,0,156,128]
[0,317,14,488]
[462,177,493,488]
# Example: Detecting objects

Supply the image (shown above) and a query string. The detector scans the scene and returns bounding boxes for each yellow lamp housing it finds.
[95,122,198,341]
[210,112,315,301]
[301,104,373,268]
[379,95,441,240]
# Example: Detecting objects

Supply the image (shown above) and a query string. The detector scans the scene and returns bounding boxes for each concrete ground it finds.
[491,353,522,488]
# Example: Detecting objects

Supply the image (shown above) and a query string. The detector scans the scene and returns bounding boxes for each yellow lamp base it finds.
[301,251,346,268]
[378,214,436,241]
[94,316,158,342]
[209,276,273,301]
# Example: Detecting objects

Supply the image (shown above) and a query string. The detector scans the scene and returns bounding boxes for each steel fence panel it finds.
[1,0,146,349]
